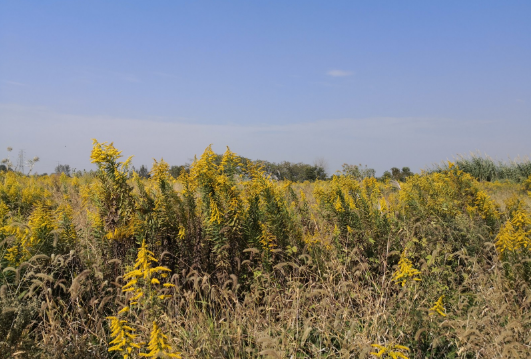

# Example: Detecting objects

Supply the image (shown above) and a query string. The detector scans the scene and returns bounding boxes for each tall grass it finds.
[432,153,531,182]
[1,143,531,358]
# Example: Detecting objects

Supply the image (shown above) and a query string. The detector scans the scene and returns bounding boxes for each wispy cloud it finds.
[68,69,141,84]
[118,74,141,83]
[99,70,141,83]
[2,80,28,86]
[2,104,528,176]
[152,72,180,79]
[326,69,353,77]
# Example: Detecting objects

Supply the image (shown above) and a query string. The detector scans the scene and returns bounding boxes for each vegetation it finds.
[55,164,71,177]
[1,141,531,358]
[432,153,531,182]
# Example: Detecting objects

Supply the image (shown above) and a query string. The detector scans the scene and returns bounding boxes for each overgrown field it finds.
[1,141,531,358]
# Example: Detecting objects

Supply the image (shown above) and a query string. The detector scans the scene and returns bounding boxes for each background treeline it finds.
[6,148,531,185]
[134,154,329,182]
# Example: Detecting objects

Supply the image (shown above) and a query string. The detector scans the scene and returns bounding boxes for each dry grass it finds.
[1,145,531,358]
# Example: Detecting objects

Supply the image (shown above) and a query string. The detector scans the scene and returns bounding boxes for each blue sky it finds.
[1,1,530,174]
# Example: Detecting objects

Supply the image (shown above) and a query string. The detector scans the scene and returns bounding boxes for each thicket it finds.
[1,142,531,358]
[432,153,531,183]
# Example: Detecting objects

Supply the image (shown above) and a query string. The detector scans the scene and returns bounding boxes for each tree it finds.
[169,165,188,179]
[257,160,327,182]
[341,163,376,180]
[55,164,71,176]
[381,167,414,182]
[401,167,413,178]
[137,165,150,179]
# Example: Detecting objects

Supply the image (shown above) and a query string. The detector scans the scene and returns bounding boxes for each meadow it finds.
[1,141,531,358]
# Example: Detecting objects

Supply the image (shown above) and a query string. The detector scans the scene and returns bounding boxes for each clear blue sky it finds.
[1,1,530,174]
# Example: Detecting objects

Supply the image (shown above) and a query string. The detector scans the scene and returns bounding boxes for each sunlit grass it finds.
[1,144,530,358]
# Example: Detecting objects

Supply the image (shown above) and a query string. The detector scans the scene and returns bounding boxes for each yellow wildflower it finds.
[106,316,142,359]
[495,209,531,256]
[90,139,123,164]
[429,295,447,317]
[392,252,421,287]
[370,343,410,359]
[140,321,181,358]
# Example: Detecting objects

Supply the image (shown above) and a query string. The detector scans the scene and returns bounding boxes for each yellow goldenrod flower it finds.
[117,306,130,315]
[392,252,421,287]
[495,209,531,256]
[106,316,142,358]
[140,321,181,358]
[90,139,123,164]
[150,158,171,183]
[370,343,410,359]
[177,225,186,239]
[429,295,447,317]
[334,195,343,212]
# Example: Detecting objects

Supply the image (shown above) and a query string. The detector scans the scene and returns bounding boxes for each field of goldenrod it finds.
[1,140,531,358]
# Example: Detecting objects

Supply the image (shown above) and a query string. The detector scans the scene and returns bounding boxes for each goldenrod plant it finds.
[370,343,410,359]
[140,321,181,358]
[2,141,531,358]
[429,295,447,317]
[392,252,422,287]
[106,239,176,357]
[106,316,142,359]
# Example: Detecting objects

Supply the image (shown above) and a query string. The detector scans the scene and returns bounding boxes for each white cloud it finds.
[326,70,353,77]
[2,80,28,86]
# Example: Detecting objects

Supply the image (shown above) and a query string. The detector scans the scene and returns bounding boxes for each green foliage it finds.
[257,160,327,181]
[432,153,531,182]
[1,143,531,358]
[137,164,150,179]
[54,164,71,176]
[341,163,376,179]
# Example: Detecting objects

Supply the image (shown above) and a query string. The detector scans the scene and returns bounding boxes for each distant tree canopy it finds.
[340,163,376,180]
[169,165,188,179]
[137,165,150,179]
[257,160,327,182]
[55,164,71,176]
[162,154,327,182]
[381,167,413,182]
[0,164,7,172]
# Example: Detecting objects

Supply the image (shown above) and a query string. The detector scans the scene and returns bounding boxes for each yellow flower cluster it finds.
[106,316,142,359]
[392,252,421,287]
[466,190,500,221]
[107,240,178,357]
[0,172,51,212]
[370,343,410,359]
[495,209,531,256]
[105,224,136,242]
[259,223,277,250]
[150,158,171,184]
[90,139,123,164]
[122,240,173,306]
[429,295,447,317]
[3,204,55,264]
[139,321,181,358]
